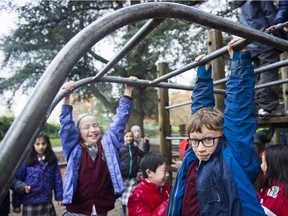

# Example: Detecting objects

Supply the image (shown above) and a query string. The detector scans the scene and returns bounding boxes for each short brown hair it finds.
[187,107,224,134]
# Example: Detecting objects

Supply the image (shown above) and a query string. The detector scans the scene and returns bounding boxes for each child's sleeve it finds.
[105,96,133,151]
[224,51,259,181]
[11,179,26,195]
[53,163,63,201]
[191,65,214,114]
[58,105,80,160]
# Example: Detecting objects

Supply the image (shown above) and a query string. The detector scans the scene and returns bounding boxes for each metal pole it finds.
[92,18,165,80]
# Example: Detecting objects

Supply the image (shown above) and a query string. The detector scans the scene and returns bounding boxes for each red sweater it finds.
[66,142,115,215]
[128,178,171,216]
[257,182,288,216]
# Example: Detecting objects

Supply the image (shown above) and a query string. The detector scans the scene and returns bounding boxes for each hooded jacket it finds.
[167,51,265,216]
[59,96,132,204]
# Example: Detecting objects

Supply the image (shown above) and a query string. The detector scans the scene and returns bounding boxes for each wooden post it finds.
[207,29,225,112]
[157,62,172,185]
[179,124,186,136]
[280,52,288,114]
[280,51,288,145]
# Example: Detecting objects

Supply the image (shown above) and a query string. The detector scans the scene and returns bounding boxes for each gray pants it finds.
[253,49,280,112]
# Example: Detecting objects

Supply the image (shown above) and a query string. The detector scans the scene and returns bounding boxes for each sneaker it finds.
[258,108,285,119]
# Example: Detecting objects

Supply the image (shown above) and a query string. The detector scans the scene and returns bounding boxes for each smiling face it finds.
[124,131,133,145]
[147,162,170,187]
[189,126,222,161]
[78,115,101,145]
[34,137,47,157]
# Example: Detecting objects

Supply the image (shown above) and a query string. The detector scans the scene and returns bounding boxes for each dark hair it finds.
[25,132,58,166]
[140,151,169,179]
[262,144,288,195]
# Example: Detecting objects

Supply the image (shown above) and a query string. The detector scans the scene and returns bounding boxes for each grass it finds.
[51,138,62,147]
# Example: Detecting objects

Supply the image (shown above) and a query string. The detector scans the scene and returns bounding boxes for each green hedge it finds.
[0,116,60,141]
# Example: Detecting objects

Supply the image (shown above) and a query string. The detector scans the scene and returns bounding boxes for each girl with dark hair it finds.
[12,132,63,216]
[119,130,145,216]
[258,144,288,216]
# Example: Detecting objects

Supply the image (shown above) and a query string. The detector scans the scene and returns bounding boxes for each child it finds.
[131,125,150,153]
[59,76,137,216]
[12,132,63,216]
[167,39,266,215]
[258,144,288,216]
[128,151,171,216]
[131,125,150,182]
[119,130,145,216]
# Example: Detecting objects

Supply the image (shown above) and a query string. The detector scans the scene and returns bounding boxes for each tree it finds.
[0,0,241,129]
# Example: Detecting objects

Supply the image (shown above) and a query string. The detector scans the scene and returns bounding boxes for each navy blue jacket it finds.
[274,0,288,24]
[119,144,144,179]
[239,0,285,57]
[167,51,265,216]
[12,158,63,207]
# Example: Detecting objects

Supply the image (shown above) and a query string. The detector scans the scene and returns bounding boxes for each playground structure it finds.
[1,2,288,203]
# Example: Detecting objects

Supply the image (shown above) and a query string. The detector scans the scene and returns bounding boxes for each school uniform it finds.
[59,96,133,215]
[167,51,266,215]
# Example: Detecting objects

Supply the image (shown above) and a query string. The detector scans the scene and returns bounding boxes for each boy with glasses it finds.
[167,39,265,216]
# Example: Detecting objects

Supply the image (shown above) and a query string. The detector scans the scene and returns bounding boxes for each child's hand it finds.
[124,76,138,97]
[62,81,75,91]
[24,185,31,194]
[228,38,247,58]
[13,208,21,214]
[57,201,63,207]
[144,137,149,142]
[62,81,75,104]
[195,54,211,71]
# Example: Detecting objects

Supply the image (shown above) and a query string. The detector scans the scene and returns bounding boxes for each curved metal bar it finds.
[2,2,288,202]
[93,18,165,80]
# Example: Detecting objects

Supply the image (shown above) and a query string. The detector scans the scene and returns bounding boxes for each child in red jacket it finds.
[258,144,288,216]
[127,151,170,216]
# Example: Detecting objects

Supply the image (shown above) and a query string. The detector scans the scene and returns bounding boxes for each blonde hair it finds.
[187,107,224,134]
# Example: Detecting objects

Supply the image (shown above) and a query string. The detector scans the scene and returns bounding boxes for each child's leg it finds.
[121,205,127,216]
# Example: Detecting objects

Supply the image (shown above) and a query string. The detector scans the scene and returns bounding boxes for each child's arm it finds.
[53,163,63,206]
[10,179,30,195]
[104,76,137,150]
[224,39,258,181]
[58,81,80,161]
[191,54,214,114]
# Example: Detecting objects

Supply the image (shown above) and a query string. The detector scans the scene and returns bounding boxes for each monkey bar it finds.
[1,2,288,203]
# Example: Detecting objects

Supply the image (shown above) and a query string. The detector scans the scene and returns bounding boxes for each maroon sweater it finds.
[66,142,115,215]
[181,160,200,215]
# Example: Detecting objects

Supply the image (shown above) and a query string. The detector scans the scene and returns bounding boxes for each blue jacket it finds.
[12,159,63,207]
[167,51,265,216]
[274,0,288,24]
[59,96,132,204]
[239,0,285,57]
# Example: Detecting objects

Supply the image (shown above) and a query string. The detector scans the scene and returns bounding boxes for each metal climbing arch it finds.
[1,2,288,202]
